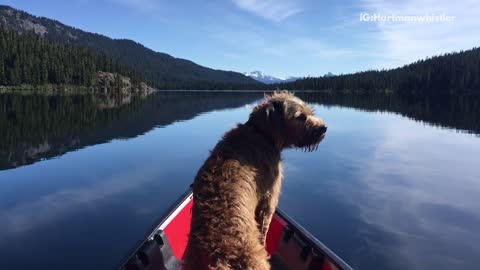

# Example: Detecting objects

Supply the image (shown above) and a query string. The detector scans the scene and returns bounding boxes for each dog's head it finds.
[248,91,327,151]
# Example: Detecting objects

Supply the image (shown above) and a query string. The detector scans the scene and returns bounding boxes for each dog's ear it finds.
[273,100,285,111]
[266,100,286,123]
[249,100,286,127]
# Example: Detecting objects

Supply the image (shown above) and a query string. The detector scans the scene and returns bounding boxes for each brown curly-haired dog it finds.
[184,91,327,270]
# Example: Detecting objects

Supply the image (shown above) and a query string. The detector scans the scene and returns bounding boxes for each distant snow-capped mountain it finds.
[324,72,335,77]
[244,71,299,84]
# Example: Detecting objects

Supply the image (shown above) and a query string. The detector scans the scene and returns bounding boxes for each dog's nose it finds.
[319,125,327,134]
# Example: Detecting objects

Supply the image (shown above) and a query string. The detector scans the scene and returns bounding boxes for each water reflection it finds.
[0,97,261,270]
[0,91,479,270]
[295,92,480,135]
[279,105,480,269]
[0,92,262,170]
[2,92,479,171]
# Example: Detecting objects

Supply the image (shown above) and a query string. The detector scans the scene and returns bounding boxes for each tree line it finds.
[0,27,144,87]
[274,47,480,93]
[0,5,260,89]
[0,26,261,90]
[2,22,479,92]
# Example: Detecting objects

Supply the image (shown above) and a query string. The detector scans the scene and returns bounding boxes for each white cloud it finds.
[0,164,161,236]
[357,116,480,268]
[214,28,366,76]
[361,0,480,68]
[215,26,362,59]
[231,0,302,22]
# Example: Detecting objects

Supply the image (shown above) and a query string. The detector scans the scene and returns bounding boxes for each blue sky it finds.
[3,0,479,78]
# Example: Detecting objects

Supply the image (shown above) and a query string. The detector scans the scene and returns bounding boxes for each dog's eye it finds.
[295,113,307,121]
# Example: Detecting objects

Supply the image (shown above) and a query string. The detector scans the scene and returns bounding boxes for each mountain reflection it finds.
[1,91,478,170]
[0,91,262,170]
[296,92,480,136]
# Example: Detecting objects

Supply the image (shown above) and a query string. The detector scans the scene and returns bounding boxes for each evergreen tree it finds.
[0,28,144,88]
[0,52,5,84]
[274,48,480,93]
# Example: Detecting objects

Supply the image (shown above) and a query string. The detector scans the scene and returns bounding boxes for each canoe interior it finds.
[121,191,353,270]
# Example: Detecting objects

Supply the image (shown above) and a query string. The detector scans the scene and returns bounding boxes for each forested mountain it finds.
[0,27,143,87]
[275,48,480,93]
[0,5,260,89]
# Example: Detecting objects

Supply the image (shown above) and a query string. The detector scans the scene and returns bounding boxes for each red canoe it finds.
[121,190,353,270]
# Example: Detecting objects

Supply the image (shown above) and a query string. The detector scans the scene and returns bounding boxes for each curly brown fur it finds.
[183,91,327,270]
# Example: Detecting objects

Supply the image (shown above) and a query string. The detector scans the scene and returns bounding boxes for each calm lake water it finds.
[0,91,479,270]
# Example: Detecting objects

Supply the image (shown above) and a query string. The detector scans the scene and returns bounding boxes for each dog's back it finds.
[184,125,280,270]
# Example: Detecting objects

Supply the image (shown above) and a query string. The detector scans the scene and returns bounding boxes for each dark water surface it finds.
[0,91,479,270]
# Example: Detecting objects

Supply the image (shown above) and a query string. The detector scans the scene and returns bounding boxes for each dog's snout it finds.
[319,125,327,134]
